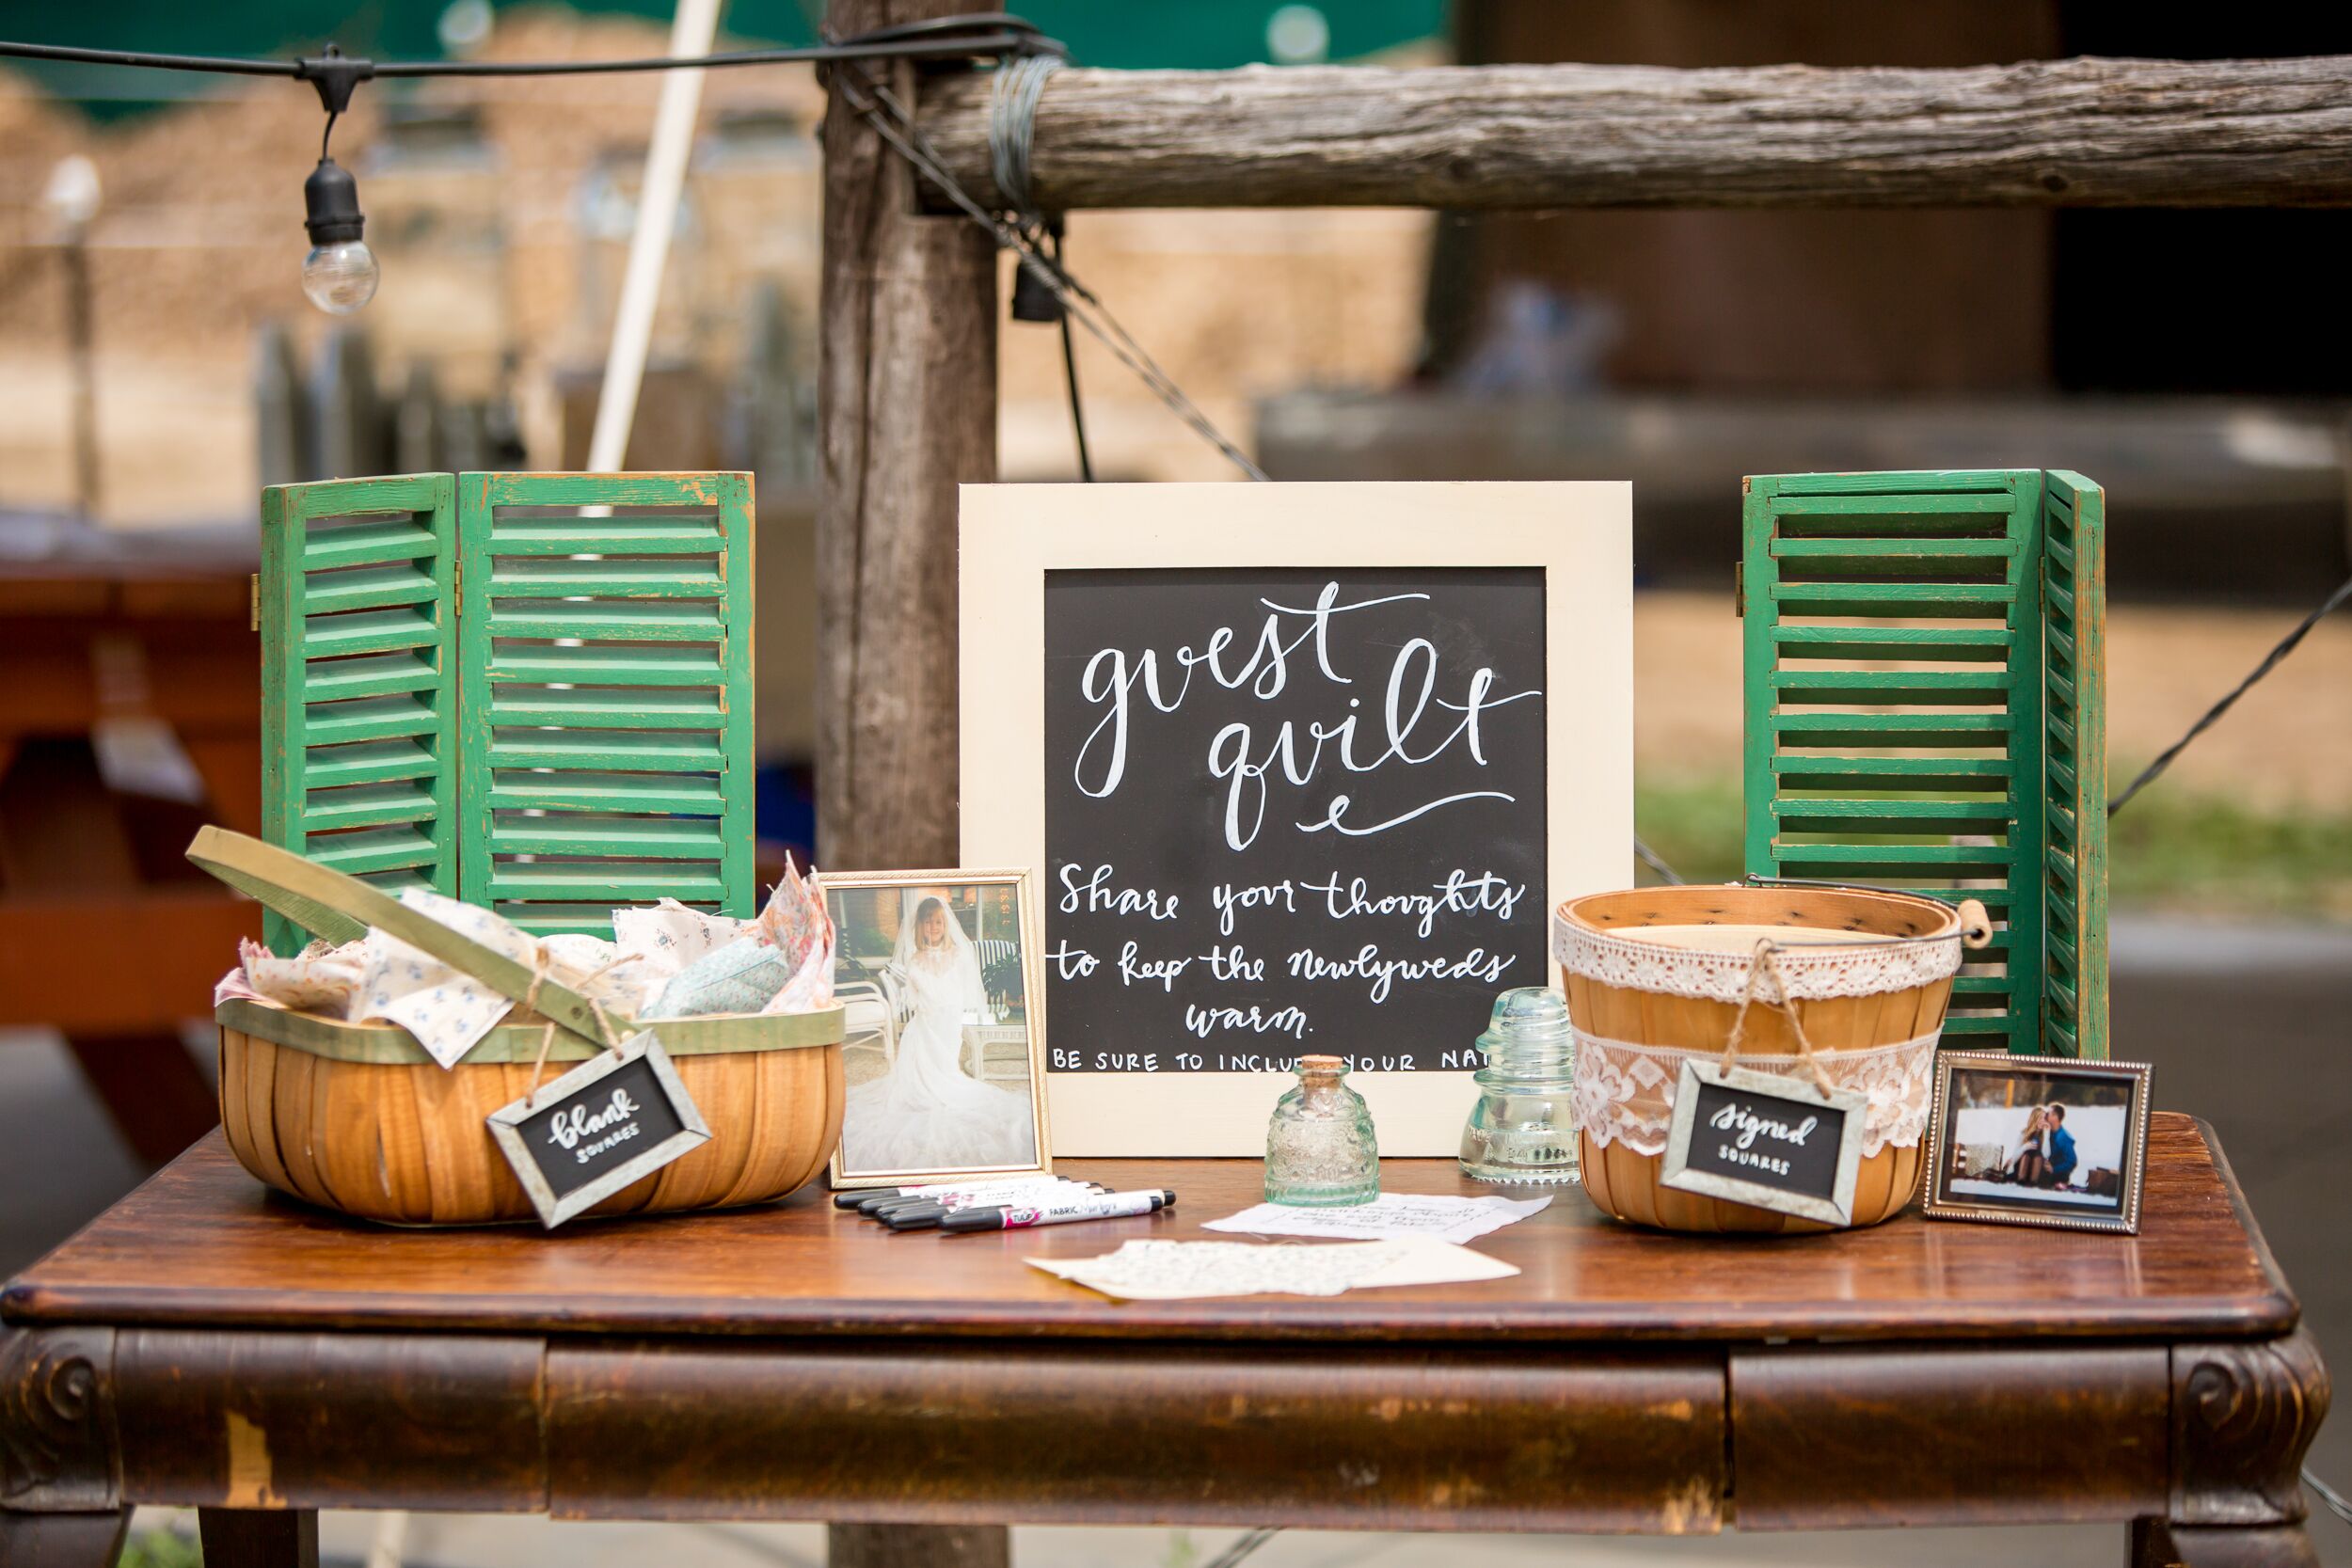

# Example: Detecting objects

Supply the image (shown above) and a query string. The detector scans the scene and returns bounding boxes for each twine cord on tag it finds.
[521,955,560,1107]
[521,951,632,1106]
[1719,939,1836,1097]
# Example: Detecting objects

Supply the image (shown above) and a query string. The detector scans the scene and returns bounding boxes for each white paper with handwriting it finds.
[1202,1193,1550,1246]
[1027,1238,1518,1301]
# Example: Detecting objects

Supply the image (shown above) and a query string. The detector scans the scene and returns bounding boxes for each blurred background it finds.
[1,2,2346,1564]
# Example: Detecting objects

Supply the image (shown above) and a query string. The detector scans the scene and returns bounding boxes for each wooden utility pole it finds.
[817,0,998,876]
[816,7,999,1555]
[917,54,2352,210]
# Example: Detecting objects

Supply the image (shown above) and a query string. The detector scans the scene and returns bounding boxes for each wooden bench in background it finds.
[0,542,262,1164]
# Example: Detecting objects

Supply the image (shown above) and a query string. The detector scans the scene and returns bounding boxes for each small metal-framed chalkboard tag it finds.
[486,1034,710,1228]
[1660,1058,1868,1227]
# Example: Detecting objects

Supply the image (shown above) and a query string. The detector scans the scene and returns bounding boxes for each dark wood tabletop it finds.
[0,1115,2295,1344]
[0,1112,2330,1568]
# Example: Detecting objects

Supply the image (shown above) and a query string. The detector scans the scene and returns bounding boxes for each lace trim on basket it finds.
[1571,1028,1940,1159]
[1552,922,1962,1004]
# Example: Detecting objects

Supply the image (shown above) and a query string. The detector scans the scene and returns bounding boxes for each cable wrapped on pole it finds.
[987,52,1062,235]
[826,55,1268,481]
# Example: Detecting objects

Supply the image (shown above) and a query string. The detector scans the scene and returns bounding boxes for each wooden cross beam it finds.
[916,55,2352,211]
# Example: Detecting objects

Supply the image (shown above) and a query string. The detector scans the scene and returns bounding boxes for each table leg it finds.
[2131,1517,2319,1568]
[829,1524,1010,1567]
[0,1508,127,1568]
[2137,1331,2332,1568]
[198,1508,319,1568]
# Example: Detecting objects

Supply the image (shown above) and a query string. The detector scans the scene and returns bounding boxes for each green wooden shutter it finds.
[2040,472,2108,1060]
[455,471,756,938]
[259,473,461,955]
[1741,468,2106,1060]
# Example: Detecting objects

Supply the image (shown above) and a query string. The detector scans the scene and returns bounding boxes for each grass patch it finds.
[1633,774,1747,886]
[1637,773,2352,921]
[2106,785,2352,921]
[119,1529,202,1568]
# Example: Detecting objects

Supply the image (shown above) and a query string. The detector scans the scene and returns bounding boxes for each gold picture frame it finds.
[1924,1052,2152,1234]
[822,867,1054,1191]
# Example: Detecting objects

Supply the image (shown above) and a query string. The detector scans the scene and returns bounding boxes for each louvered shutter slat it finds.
[1742,468,2109,1060]
[1744,469,2049,1057]
[260,473,462,954]
[457,471,755,939]
[2041,472,2109,1061]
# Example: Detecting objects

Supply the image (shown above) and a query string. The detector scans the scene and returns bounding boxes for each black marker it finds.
[834,1176,1068,1211]
[940,1189,1176,1232]
[881,1183,1105,1228]
[862,1179,1094,1219]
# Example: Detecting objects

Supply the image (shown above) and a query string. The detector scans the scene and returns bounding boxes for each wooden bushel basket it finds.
[191,827,845,1227]
[1556,882,1987,1235]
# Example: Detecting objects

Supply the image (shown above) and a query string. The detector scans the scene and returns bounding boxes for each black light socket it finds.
[1010,218,1066,323]
[304,157,365,246]
[1009,259,1061,323]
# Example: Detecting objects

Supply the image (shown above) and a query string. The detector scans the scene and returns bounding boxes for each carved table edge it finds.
[3,1318,2330,1534]
[2170,1326,2331,1529]
[0,1325,119,1513]
[0,1290,2305,1344]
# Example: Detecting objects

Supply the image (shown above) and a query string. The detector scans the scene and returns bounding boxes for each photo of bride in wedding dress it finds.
[833,878,1045,1181]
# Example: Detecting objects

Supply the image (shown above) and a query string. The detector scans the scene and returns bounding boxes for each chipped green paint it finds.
[1741,469,2108,1060]
[259,471,756,950]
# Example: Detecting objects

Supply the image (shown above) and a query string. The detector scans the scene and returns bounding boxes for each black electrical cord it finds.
[2107,568,2352,817]
[0,41,299,76]
[0,14,1062,82]
[1049,227,1094,483]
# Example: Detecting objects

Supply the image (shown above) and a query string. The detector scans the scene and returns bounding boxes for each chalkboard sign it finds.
[1044,564,1547,1065]
[1660,1060,1867,1227]
[961,482,1632,1154]
[486,1036,710,1227]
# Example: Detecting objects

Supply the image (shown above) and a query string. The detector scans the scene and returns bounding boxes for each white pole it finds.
[584,0,723,474]
[363,1511,408,1568]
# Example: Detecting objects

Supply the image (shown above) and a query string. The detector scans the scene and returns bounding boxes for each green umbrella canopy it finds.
[9,0,1444,119]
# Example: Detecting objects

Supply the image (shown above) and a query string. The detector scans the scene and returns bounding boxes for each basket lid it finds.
[186,825,625,1047]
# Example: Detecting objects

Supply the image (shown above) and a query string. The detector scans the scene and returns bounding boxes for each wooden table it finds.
[0,1113,2328,1567]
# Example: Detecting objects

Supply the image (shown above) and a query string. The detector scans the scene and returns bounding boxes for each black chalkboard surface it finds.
[1041,566,1548,1077]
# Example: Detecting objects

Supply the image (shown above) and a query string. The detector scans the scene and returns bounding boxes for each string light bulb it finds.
[295,46,378,315]
[301,156,377,313]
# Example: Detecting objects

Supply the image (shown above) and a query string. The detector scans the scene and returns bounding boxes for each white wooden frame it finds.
[959,481,1633,1156]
